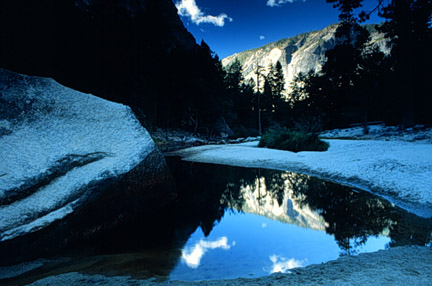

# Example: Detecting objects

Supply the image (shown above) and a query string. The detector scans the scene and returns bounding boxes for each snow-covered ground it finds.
[169,137,432,218]
[320,123,432,142]
[0,69,155,241]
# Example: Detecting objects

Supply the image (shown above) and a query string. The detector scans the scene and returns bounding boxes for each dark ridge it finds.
[0,0,200,127]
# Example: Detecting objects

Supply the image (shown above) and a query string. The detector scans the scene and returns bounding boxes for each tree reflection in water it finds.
[284,173,393,255]
[168,157,432,256]
[5,157,431,284]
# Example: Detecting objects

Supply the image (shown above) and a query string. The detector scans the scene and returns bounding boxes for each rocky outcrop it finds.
[213,116,234,138]
[0,68,175,265]
[222,24,388,94]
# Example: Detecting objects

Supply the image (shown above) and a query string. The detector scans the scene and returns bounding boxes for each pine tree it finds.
[241,78,257,129]
[356,39,389,127]
[254,63,265,135]
[224,59,245,126]
[290,70,329,130]
[321,0,371,127]
[181,40,230,134]
[261,77,274,128]
[263,61,286,125]
[379,0,432,125]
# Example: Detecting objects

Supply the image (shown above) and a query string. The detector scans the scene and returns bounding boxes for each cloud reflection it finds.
[269,255,305,274]
[181,237,234,268]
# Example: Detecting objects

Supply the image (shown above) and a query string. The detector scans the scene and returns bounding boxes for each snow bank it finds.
[0,69,155,241]
[169,139,432,218]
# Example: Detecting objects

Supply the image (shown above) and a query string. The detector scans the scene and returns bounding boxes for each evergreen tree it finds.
[180,40,230,134]
[291,0,431,128]
[321,0,371,126]
[290,70,329,129]
[224,59,248,127]
[240,78,258,129]
[379,0,432,125]
[261,76,274,128]
[254,63,266,135]
[261,61,286,126]
[356,40,390,126]
[225,59,243,90]
[268,61,286,120]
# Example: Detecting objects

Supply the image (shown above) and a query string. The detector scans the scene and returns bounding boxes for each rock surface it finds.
[213,116,234,138]
[0,68,174,265]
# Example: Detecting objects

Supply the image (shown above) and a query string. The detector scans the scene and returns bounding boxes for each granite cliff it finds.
[222,24,388,93]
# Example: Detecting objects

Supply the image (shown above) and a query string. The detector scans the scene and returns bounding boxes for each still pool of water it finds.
[1,157,431,284]
[170,211,390,281]
[166,156,431,281]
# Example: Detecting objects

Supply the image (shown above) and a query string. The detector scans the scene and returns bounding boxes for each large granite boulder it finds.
[0,68,175,265]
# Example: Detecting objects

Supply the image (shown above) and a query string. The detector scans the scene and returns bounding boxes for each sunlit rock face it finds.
[222,24,388,94]
[0,69,175,265]
[238,173,328,231]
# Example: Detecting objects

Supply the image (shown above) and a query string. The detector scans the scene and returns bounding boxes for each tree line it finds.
[154,0,431,136]
[151,40,287,137]
[290,0,432,131]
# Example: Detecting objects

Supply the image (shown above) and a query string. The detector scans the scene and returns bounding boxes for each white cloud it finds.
[269,255,306,274]
[266,0,295,7]
[181,237,234,268]
[176,0,233,27]
[260,35,266,40]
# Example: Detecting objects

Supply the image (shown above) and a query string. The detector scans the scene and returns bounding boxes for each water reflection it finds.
[171,158,431,254]
[170,212,342,281]
[238,173,327,231]
[268,255,306,274]
[4,158,431,284]
[181,237,234,268]
[166,157,431,279]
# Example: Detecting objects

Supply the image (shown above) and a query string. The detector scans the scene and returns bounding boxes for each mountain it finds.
[0,0,196,89]
[222,24,388,93]
[0,0,211,127]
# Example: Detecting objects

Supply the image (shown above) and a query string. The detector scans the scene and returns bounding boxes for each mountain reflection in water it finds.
[166,156,431,280]
[3,157,431,284]
[168,157,430,249]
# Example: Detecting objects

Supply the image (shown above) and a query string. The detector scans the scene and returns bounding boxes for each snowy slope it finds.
[169,140,432,218]
[0,69,155,241]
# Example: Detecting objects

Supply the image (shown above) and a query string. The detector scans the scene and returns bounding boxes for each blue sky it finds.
[174,0,383,59]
